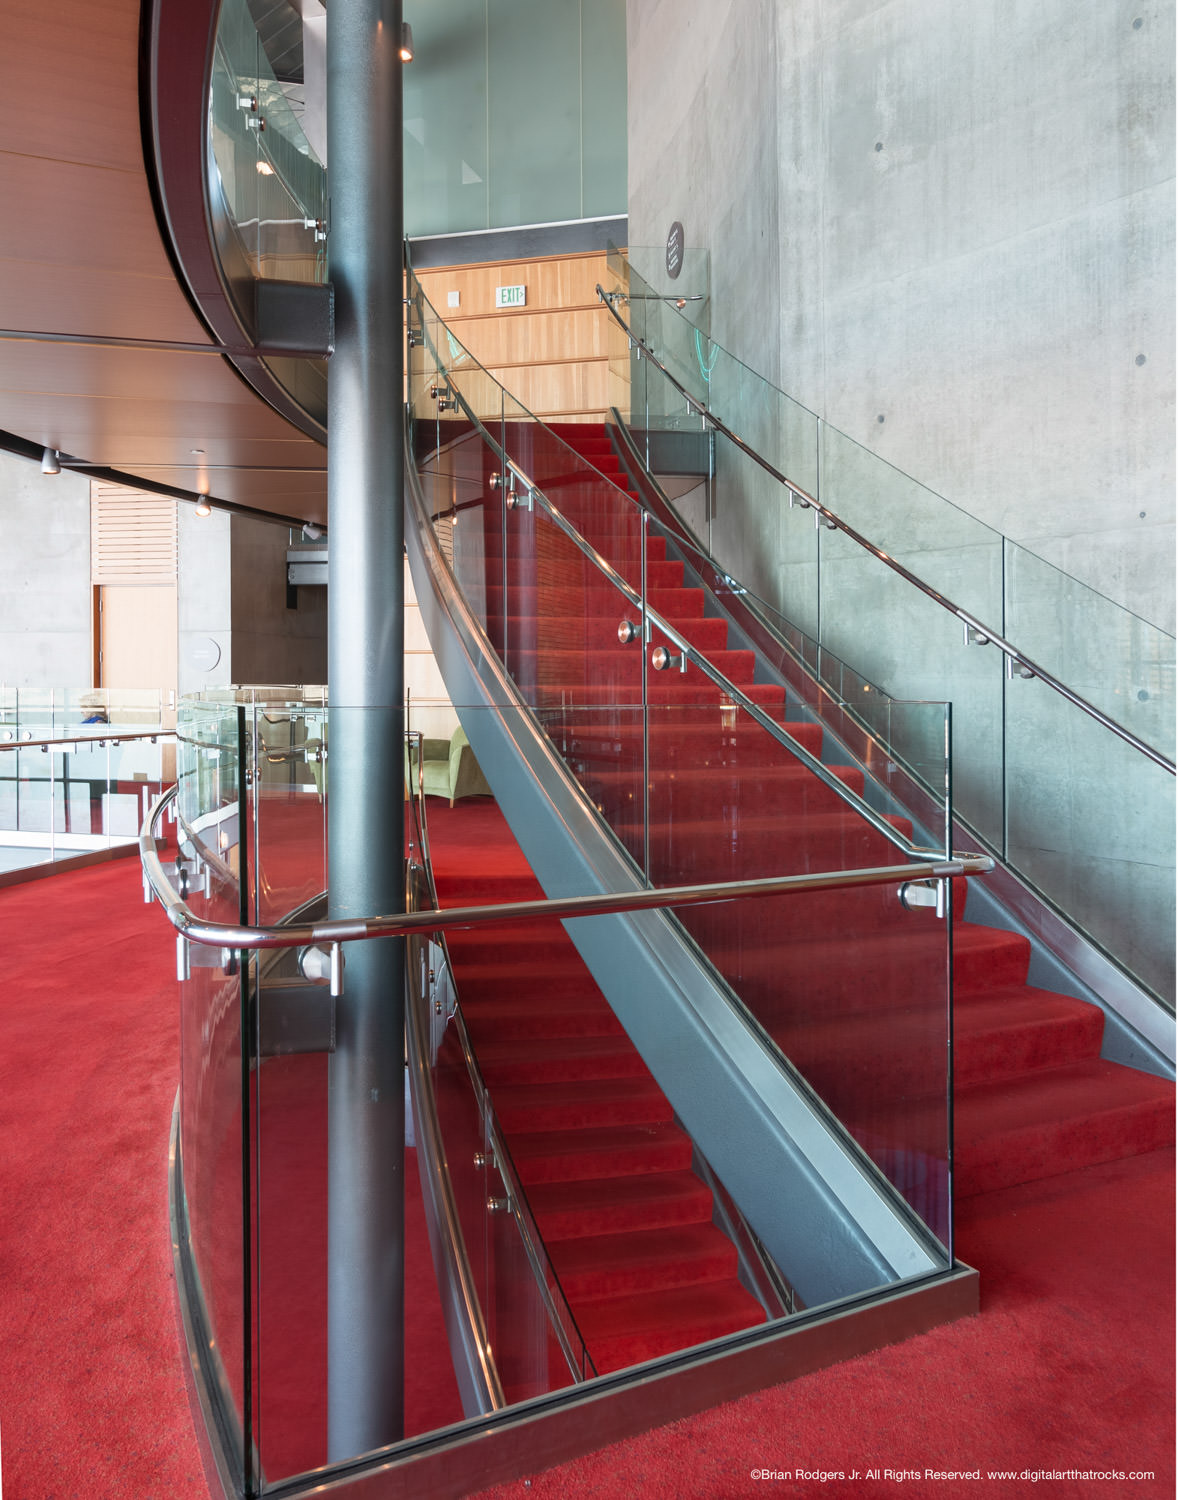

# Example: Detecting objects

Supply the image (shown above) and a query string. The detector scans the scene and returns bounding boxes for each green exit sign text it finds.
[495,284,526,309]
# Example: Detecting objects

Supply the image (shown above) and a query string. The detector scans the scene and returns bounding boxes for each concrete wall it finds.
[177,505,233,699]
[627,0,1175,634]
[0,451,92,688]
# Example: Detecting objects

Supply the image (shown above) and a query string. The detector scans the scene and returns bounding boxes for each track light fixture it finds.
[41,447,60,475]
[194,498,212,517]
[399,22,414,61]
[302,522,324,541]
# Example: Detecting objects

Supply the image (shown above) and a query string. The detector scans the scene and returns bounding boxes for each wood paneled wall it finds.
[415,251,616,425]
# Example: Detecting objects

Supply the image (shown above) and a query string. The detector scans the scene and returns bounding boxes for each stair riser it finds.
[533,1195,715,1242]
[497,1096,674,1133]
[515,1139,694,1185]
[503,614,730,655]
[585,768,866,822]
[480,1053,653,1086]
[691,928,1032,1021]
[523,682,788,712]
[557,727,826,767]
[505,648,759,689]
[485,586,707,619]
[956,1100,1175,1197]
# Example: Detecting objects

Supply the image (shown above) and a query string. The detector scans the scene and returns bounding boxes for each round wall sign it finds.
[665,221,685,280]
[188,637,222,672]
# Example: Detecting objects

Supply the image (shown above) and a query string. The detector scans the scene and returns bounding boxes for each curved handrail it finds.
[142,785,992,952]
[596,285,1175,777]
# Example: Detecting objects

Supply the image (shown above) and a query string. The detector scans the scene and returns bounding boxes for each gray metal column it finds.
[325,0,405,1461]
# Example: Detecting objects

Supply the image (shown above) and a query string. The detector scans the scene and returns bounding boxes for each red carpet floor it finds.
[1,848,1172,1499]
[471,1147,1175,1500]
[0,854,463,1499]
[0,857,206,1499]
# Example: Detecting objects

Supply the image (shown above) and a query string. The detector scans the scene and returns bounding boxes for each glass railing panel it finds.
[673,875,953,1253]
[250,705,327,926]
[634,511,952,855]
[5,744,55,839]
[210,0,327,283]
[1004,673,1176,1006]
[252,74,326,286]
[417,403,502,647]
[617,658,953,1243]
[209,0,263,273]
[621,244,711,331]
[501,390,645,591]
[251,965,328,1483]
[497,510,648,869]
[1004,540,1175,760]
[408,299,447,472]
[174,702,252,1486]
[60,735,161,842]
[481,1089,594,1399]
[406,745,595,1408]
[819,523,1003,845]
[817,425,1006,849]
[817,422,1005,617]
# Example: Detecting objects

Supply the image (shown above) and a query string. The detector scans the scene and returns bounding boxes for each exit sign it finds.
[495,284,526,309]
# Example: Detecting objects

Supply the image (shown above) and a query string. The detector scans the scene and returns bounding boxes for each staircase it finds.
[421,416,1173,1378]
[431,811,766,1381]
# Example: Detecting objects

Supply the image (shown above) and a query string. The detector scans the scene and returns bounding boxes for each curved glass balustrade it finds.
[207,0,329,423]
[164,689,962,1495]
[604,252,1175,1008]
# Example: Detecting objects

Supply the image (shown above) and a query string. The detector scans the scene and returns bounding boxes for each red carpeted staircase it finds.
[425,416,1172,1376]
[430,813,767,1379]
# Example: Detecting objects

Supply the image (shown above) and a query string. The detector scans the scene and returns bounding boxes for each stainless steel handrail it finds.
[595,285,1175,777]
[142,785,993,951]
[0,729,171,752]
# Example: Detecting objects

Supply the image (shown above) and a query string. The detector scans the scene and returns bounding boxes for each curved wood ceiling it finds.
[0,0,328,524]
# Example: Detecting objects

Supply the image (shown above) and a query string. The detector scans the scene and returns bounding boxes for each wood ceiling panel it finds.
[124,467,328,518]
[0,342,272,407]
[0,4,143,171]
[0,153,203,284]
[0,260,210,345]
[0,390,327,450]
[0,0,329,526]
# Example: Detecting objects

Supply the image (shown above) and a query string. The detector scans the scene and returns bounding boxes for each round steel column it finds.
[325,0,405,1461]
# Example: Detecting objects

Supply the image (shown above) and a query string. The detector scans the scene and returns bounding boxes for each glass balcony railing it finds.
[207,0,329,422]
[154,689,972,1495]
[0,687,173,872]
[601,251,1176,1008]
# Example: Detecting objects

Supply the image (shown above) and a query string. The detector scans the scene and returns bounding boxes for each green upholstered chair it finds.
[408,726,491,806]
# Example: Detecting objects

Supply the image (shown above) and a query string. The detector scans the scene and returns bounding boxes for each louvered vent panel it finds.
[91,484,178,585]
